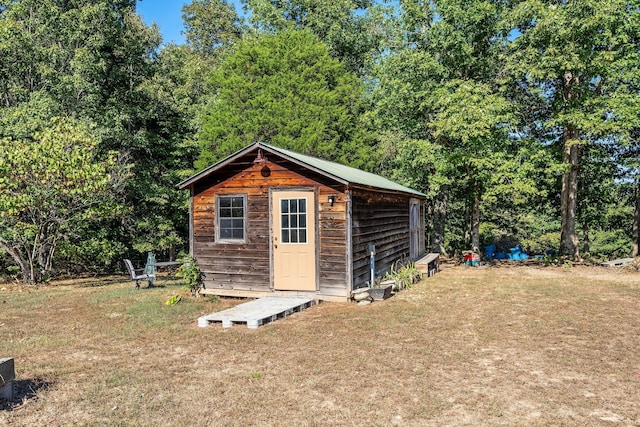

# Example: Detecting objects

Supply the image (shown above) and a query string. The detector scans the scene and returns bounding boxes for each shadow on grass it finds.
[0,378,53,411]
[71,274,184,289]
[73,276,127,288]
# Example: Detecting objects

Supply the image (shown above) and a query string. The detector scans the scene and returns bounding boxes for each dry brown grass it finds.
[1,265,640,426]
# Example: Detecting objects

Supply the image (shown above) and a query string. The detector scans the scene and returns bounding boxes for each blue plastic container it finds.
[484,244,496,259]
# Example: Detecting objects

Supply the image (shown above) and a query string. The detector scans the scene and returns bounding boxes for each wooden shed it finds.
[178,142,426,301]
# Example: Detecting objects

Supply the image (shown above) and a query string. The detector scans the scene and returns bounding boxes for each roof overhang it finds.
[179,142,426,198]
[178,142,349,190]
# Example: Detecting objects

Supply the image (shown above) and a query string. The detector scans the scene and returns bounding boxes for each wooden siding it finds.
[192,160,348,296]
[351,189,423,288]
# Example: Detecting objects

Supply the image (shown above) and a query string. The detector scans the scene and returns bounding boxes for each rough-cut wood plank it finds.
[194,243,270,252]
[349,187,420,288]
[319,274,347,284]
[415,252,440,276]
[203,275,270,290]
[199,287,347,301]
[320,229,347,239]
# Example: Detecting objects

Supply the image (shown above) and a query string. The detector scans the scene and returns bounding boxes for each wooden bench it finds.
[0,357,15,400]
[600,258,634,267]
[415,253,440,277]
[123,259,156,289]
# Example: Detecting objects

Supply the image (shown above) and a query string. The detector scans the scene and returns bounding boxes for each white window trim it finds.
[215,194,248,244]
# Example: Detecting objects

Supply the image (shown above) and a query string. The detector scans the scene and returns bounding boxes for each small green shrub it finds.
[562,259,574,269]
[176,254,203,296]
[383,260,423,291]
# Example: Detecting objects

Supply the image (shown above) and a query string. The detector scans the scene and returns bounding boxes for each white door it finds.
[272,191,316,291]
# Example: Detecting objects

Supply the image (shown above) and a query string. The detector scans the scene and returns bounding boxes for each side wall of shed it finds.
[191,161,348,297]
[350,189,425,288]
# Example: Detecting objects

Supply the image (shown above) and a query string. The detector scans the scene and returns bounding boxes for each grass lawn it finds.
[1,265,640,426]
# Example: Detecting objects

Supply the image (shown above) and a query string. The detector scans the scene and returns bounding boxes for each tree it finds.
[621,129,640,257]
[372,0,528,252]
[0,118,124,282]
[0,0,199,270]
[634,178,640,257]
[243,0,384,75]
[197,29,371,168]
[182,0,242,57]
[506,0,640,259]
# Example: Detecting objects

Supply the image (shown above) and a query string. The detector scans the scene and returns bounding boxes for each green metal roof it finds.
[260,143,426,197]
[179,142,426,197]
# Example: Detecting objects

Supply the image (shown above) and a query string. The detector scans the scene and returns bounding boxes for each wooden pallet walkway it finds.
[197,297,315,329]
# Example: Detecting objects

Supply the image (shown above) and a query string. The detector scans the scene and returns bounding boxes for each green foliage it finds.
[0,117,125,282]
[371,0,640,258]
[0,0,638,279]
[0,0,194,276]
[182,0,242,56]
[197,29,372,169]
[206,294,220,303]
[244,0,385,75]
[505,0,640,258]
[176,254,204,296]
[372,0,518,252]
[383,260,423,291]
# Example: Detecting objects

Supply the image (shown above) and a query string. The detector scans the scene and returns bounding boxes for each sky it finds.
[136,0,189,45]
[136,0,245,46]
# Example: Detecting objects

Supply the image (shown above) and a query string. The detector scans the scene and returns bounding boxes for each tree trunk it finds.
[464,169,481,252]
[470,194,481,251]
[0,238,31,282]
[430,184,448,255]
[633,177,640,257]
[582,224,590,255]
[559,126,582,260]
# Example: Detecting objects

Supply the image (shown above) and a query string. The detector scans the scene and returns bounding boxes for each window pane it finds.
[299,229,307,243]
[218,196,245,241]
[291,215,298,228]
[299,198,306,213]
[282,214,289,228]
[290,200,297,213]
[282,230,290,243]
[290,229,298,243]
[281,199,288,213]
[299,214,306,228]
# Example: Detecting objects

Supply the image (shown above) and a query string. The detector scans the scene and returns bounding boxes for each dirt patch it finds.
[1,266,640,426]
